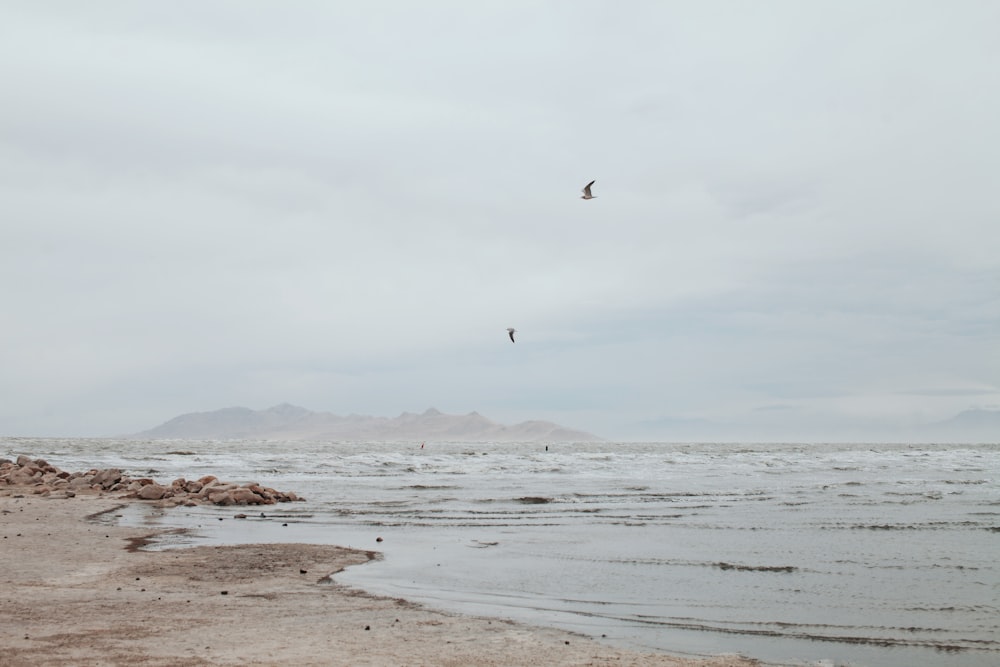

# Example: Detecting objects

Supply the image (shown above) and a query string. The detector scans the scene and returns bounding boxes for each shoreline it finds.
[2,466,762,666]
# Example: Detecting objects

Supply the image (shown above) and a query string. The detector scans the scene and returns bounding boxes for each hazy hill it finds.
[627,408,1000,443]
[924,408,1000,442]
[132,404,601,442]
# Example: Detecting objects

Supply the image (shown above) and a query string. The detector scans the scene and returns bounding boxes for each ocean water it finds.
[4,438,998,667]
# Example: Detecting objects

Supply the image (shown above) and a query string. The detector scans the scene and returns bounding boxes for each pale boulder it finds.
[68,476,94,489]
[138,483,169,500]
[92,468,123,489]
[209,491,234,506]
[229,487,259,505]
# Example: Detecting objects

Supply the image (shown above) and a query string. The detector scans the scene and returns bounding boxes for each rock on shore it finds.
[0,454,303,507]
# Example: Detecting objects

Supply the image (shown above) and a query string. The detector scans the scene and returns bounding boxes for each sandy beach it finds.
[1,478,761,666]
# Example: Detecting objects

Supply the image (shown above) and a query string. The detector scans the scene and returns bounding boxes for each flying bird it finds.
[581,180,597,200]
[507,328,516,343]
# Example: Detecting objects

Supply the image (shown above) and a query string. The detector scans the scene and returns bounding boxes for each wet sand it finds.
[0,492,762,667]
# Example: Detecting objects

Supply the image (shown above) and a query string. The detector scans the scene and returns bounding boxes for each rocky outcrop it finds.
[0,456,304,506]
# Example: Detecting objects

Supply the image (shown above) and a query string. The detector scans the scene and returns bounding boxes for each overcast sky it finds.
[2,1,998,440]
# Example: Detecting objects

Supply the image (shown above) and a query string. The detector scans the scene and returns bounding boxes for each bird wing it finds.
[583,180,595,196]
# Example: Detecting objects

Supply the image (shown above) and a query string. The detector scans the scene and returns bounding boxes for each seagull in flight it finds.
[581,180,597,200]
[507,328,516,343]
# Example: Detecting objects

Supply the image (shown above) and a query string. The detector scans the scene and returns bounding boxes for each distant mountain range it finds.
[132,404,601,442]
